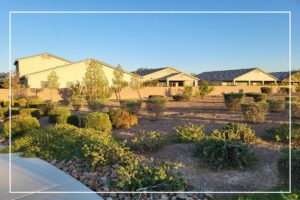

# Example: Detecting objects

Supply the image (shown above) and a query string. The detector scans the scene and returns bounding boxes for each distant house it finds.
[270,71,300,85]
[132,67,199,87]
[15,53,141,88]
[197,68,277,86]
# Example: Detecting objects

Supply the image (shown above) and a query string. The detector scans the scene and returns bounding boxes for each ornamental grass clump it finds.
[241,102,268,123]
[195,138,256,170]
[211,122,259,144]
[260,87,273,95]
[109,109,132,129]
[48,107,71,124]
[173,122,205,142]
[20,108,41,119]
[115,160,187,191]
[266,123,300,143]
[82,112,112,133]
[267,99,286,112]
[146,97,167,119]
[223,93,245,111]
[1,116,40,138]
[131,130,167,151]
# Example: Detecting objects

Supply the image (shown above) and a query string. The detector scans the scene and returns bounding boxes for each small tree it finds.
[69,81,84,98]
[83,60,110,100]
[198,80,213,98]
[130,76,143,101]
[112,65,128,101]
[47,71,60,101]
[1,71,22,106]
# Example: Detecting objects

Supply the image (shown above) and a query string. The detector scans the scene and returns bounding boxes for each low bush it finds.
[212,122,259,143]
[122,99,141,114]
[148,95,164,99]
[195,138,256,169]
[0,108,6,119]
[252,93,267,102]
[109,109,131,129]
[71,97,85,111]
[245,92,257,97]
[82,112,112,133]
[131,130,167,151]
[67,115,80,127]
[183,86,193,97]
[48,107,71,124]
[146,97,167,119]
[20,108,41,119]
[285,96,298,102]
[16,98,27,107]
[3,125,133,168]
[267,99,286,112]
[280,148,300,187]
[87,99,106,111]
[27,99,46,108]
[279,87,290,95]
[58,99,70,106]
[0,99,5,107]
[173,95,190,101]
[291,102,300,119]
[198,80,213,98]
[129,113,138,126]
[260,87,273,94]
[173,122,205,142]
[266,123,300,143]
[223,93,244,111]
[241,102,268,123]
[1,116,40,138]
[4,107,20,118]
[115,160,187,191]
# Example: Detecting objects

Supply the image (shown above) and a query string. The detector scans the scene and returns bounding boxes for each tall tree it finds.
[112,65,128,101]
[47,71,60,101]
[130,76,143,101]
[1,71,22,105]
[83,60,110,100]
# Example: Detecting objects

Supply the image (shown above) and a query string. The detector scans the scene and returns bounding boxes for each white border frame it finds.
[9,10,292,194]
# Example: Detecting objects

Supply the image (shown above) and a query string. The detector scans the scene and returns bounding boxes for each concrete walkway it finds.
[0,153,103,200]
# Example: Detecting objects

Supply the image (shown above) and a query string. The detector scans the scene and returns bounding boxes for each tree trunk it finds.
[137,89,142,101]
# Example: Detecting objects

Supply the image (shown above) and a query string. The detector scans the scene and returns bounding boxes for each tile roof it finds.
[270,72,289,81]
[132,67,167,76]
[197,68,257,81]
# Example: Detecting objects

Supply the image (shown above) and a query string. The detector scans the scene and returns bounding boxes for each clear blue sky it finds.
[0,0,299,74]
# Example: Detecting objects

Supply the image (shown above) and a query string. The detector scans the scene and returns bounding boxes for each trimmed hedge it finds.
[67,115,80,127]
[131,130,167,151]
[173,122,205,142]
[267,99,285,112]
[109,109,131,129]
[241,102,268,123]
[212,122,259,143]
[48,107,71,124]
[223,93,244,111]
[1,116,40,138]
[20,108,41,119]
[87,99,106,111]
[82,112,112,133]
[252,93,267,102]
[195,138,256,169]
[260,87,273,94]
[146,97,167,118]
[121,100,141,114]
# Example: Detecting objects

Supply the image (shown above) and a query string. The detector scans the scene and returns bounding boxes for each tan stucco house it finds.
[270,71,300,85]
[132,67,199,87]
[197,68,278,86]
[15,53,141,88]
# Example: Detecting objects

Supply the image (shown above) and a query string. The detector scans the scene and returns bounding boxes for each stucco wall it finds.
[0,85,295,101]
[234,68,277,82]
[17,54,71,77]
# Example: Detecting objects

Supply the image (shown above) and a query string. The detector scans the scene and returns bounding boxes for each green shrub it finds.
[195,138,256,169]
[183,86,193,97]
[0,99,5,107]
[285,96,298,102]
[173,122,205,142]
[122,99,141,114]
[266,123,300,143]
[224,93,244,111]
[267,99,286,112]
[87,99,106,111]
[16,98,27,107]
[279,87,290,95]
[4,125,133,168]
[71,97,85,111]
[109,109,131,128]
[173,95,190,101]
[241,102,268,123]
[58,99,70,106]
[67,115,80,127]
[0,108,6,119]
[27,99,46,108]
[20,108,41,119]
[4,107,20,117]
[291,102,300,119]
[212,123,259,143]
[48,107,71,124]
[129,113,138,126]
[1,116,40,138]
[115,160,187,191]
[82,112,112,133]
[146,97,167,119]
[260,87,273,94]
[245,92,257,97]
[131,130,167,151]
[252,93,267,102]
[198,80,213,98]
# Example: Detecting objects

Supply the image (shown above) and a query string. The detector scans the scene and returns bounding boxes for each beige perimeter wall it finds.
[0,85,295,101]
